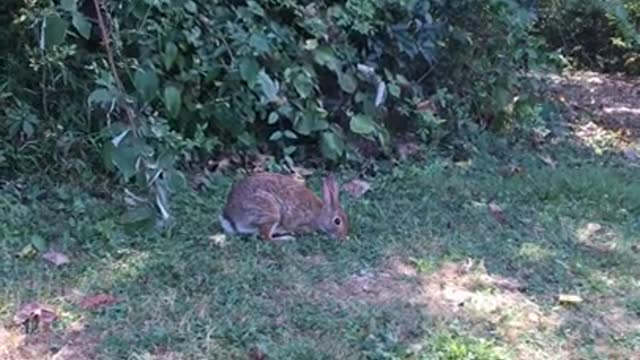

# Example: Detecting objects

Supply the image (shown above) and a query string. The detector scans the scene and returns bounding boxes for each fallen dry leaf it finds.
[577,222,603,242]
[343,179,371,199]
[16,244,38,259]
[14,303,57,327]
[42,249,70,266]
[396,141,421,161]
[558,294,583,305]
[416,99,434,112]
[207,157,232,173]
[208,233,227,248]
[79,294,120,310]
[488,201,507,224]
[290,166,314,177]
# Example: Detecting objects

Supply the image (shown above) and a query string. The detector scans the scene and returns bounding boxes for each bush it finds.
[1,0,546,221]
[535,0,640,74]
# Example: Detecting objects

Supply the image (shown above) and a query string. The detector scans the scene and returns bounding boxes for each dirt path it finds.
[544,71,640,151]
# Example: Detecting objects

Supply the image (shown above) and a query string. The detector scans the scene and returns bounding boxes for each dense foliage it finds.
[0,0,637,222]
[536,0,640,73]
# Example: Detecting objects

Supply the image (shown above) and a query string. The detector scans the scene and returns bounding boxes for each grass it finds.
[1,131,640,359]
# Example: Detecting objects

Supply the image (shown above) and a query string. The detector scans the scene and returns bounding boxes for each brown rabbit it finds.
[219,172,348,241]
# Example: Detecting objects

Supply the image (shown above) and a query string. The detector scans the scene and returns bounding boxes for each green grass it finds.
[1,135,640,359]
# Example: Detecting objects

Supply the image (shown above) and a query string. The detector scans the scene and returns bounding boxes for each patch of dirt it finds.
[316,259,569,359]
[544,71,640,149]
[0,320,99,360]
[316,257,640,359]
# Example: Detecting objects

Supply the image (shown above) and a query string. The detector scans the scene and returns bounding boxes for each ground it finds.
[1,71,640,359]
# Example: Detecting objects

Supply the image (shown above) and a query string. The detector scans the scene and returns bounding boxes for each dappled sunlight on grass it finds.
[0,316,98,360]
[572,121,630,154]
[76,250,151,290]
[314,252,640,359]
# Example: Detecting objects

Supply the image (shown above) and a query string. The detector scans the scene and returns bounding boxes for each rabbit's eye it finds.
[333,217,341,226]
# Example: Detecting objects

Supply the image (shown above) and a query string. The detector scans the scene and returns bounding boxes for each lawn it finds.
[2,121,640,358]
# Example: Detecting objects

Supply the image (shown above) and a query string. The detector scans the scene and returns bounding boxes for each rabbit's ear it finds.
[322,173,340,208]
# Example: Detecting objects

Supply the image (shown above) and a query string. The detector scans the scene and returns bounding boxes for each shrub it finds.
[535,0,640,74]
[1,0,547,221]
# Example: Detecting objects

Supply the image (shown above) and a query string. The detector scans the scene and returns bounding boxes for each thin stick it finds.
[91,0,137,128]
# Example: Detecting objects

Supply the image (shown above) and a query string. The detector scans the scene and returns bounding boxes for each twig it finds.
[41,65,49,120]
[91,0,137,128]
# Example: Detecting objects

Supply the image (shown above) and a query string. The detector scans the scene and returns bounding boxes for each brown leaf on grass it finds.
[14,303,57,326]
[343,179,371,199]
[42,249,70,266]
[488,201,507,224]
[248,153,274,172]
[78,294,120,310]
[396,141,421,161]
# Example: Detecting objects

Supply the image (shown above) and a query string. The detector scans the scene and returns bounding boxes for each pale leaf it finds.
[343,179,371,199]
[42,249,70,266]
[559,294,583,305]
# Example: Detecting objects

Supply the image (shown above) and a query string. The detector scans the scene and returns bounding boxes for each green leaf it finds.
[294,111,329,135]
[60,0,76,11]
[350,114,376,135]
[163,86,182,118]
[257,70,278,102]
[119,205,154,225]
[320,131,345,161]
[88,88,113,106]
[269,131,283,141]
[30,234,47,252]
[389,83,401,97]
[338,71,357,94]
[493,87,511,109]
[293,72,314,98]
[134,68,159,102]
[184,1,197,13]
[249,33,270,54]
[166,170,187,193]
[112,144,138,181]
[163,42,178,70]
[239,58,260,86]
[22,121,35,138]
[313,46,339,72]
[283,130,298,139]
[247,1,265,16]
[72,11,91,39]
[44,15,68,49]
[267,112,279,124]
[284,146,297,155]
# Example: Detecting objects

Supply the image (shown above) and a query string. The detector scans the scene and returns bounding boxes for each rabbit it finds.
[219,172,348,241]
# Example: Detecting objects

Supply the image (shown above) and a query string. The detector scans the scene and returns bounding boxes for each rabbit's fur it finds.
[219,172,348,241]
